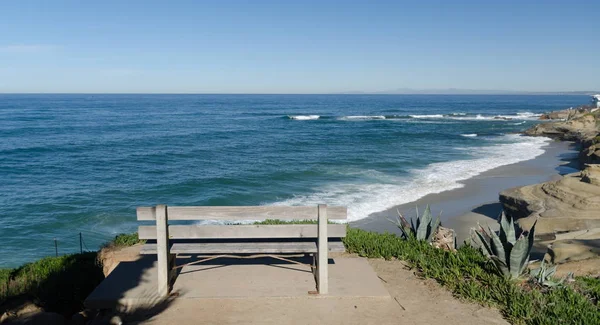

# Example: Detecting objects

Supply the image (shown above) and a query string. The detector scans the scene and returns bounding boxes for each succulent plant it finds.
[530,260,573,288]
[390,205,440,242]
[471,213,536,279]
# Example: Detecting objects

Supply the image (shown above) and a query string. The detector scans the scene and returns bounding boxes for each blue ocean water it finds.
[0,94,587,267]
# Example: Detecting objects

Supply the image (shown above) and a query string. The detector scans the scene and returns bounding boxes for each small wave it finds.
[383,115,410,120]
[461,133,477,137]
[409,114,444,118]
[288,115,320,120]
[512,121,526,125]
[450,112,467,116]
[340,115,386,120]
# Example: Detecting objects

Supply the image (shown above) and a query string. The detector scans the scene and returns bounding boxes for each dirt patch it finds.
[369,258,508,325]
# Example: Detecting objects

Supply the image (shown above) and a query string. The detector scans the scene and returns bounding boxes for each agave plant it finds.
[530,260,573,288]
[471,213,536,279]
[390,205,440,242]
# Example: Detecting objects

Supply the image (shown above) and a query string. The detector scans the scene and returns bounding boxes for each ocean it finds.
[0,94,587,267]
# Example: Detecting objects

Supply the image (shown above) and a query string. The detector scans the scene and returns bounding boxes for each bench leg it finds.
[156,205,171,297]
[317,204,328,294]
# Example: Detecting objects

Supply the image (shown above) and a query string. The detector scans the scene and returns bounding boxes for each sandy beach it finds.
[352,140,580,243]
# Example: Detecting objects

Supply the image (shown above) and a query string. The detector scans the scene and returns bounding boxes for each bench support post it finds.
[156,204,170,297]
[317,204,328,294]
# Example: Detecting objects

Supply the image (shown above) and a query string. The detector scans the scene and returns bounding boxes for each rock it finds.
[109,315,123,325]
[501,164,600,264]
[539,256,600,277]
[581,142,600,166]
[97,243,143,276]
[538,109,575,120]
[581,164,600,185]
[10,312,66,324]
[432,226,456,251]
[70,309,94,325]
[542,228,600,263]
[500,165,600,235]
[70,313,86,325]
[525,114,598,141]
[546,239,600,264]
[0,301,44,323]
[1,312,15,323]
[86,311,124,325]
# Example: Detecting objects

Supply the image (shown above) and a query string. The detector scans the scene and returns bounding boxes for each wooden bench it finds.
[137,204,347,296]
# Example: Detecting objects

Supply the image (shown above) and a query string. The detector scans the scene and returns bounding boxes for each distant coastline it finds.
[1,91,598,96]
[338,89,600,95]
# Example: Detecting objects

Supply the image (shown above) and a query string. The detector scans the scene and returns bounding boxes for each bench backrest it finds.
[137,205,348,240]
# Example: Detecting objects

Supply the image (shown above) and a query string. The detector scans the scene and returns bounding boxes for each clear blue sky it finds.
[1,0,599,93]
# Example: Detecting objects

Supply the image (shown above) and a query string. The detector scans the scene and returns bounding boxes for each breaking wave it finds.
[272,135,550,221]
[339,115,387,120]
[410,114,445,118]
[285,112,541,122]
[288,115,320,120]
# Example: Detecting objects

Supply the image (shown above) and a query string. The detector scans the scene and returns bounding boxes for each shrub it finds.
[0,253,104,315]
[471,213,536,279]
[104,232,145,248]
[389,205,440,242]
[529,260,573,288]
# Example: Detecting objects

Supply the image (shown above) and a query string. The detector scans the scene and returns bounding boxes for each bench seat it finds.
[140,241,346,255]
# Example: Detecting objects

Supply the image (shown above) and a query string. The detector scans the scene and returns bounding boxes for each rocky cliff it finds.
[500,107,600,264]
[525,109,600,167]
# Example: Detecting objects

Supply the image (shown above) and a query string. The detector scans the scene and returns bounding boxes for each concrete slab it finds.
[85,257,165,310]
[85,255,389,310]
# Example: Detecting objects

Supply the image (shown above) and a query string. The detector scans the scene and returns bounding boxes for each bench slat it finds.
[139,241,346,255]
[137,206,347,221]
[138,224,347,240]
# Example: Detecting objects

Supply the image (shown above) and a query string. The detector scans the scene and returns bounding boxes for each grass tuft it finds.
[103,232,145,249]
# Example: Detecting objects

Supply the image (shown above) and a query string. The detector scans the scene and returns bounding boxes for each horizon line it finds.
[0,91,598,96]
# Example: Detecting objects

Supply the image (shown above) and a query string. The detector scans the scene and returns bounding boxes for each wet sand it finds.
[352,140,580,244]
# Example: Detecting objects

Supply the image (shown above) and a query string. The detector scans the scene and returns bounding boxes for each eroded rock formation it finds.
[501,107,600,265]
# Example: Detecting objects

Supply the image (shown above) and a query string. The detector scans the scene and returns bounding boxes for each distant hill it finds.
[339,88,600,95]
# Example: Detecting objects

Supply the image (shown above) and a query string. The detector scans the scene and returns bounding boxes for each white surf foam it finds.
[271,135,550,221]
[340,115,386,120]
[517,112,542,118]
[409,114,444,118]
[461,133,477,137]
[288,115,320,120]
[447,112,541,121]
[494,112,542,120]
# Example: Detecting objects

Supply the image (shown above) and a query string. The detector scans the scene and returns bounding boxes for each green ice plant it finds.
[529,260,573,288]
[471,213,536,279]
[389,205,440,242]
